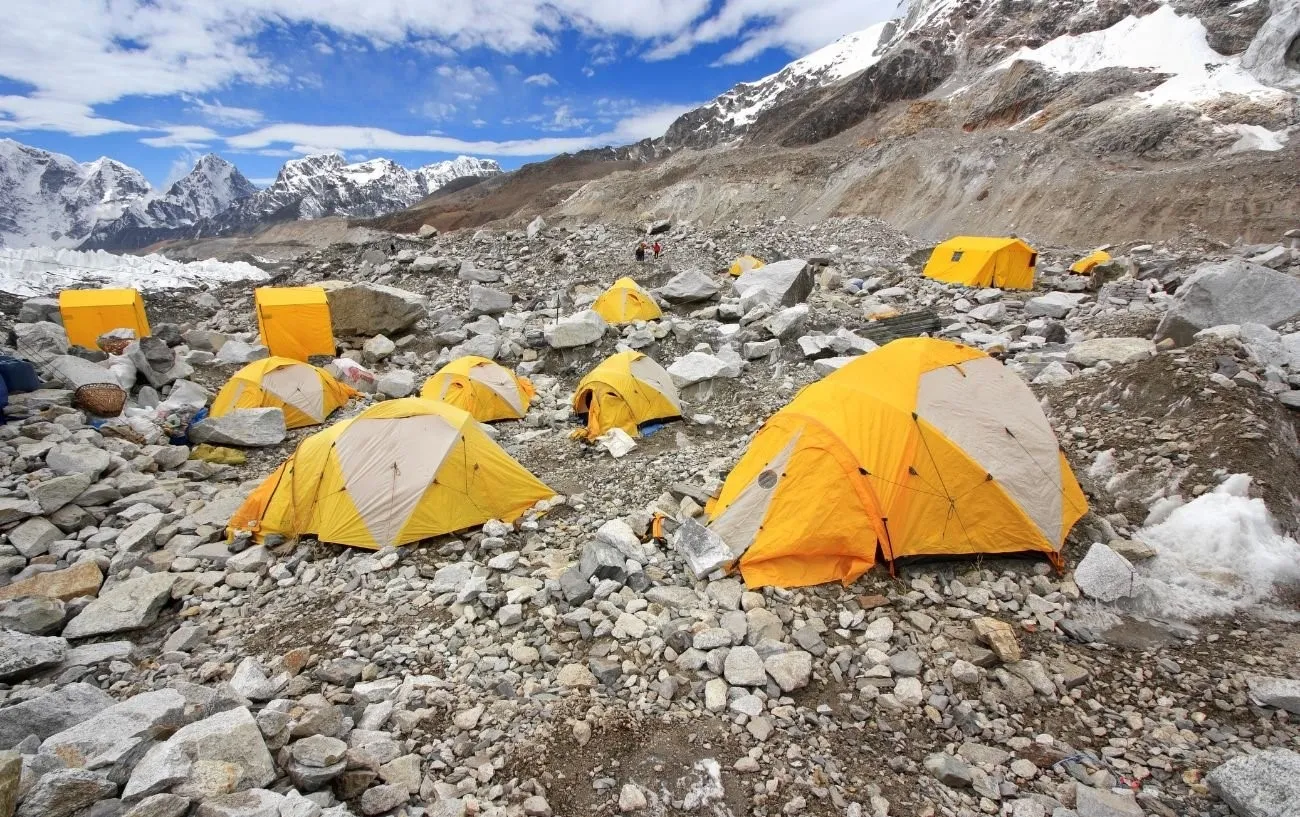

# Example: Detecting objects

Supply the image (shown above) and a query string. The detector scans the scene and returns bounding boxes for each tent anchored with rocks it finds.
[254,286,336,362]
[228,398,554,549]
[708,338,1087,587]
[592,277,662,324]
[728,254,765,277]
[572,351,681,441]
[419,355,535,422]
[58,288,150,350]
[923,237,1037,290]
[1070,249,1111,275]
[211,357,357,429]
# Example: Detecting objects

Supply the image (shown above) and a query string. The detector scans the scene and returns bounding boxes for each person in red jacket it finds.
[652,240,662,259]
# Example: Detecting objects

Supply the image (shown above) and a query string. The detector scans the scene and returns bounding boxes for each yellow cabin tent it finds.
[923,237,1037,289]
[212,357,357,429]
[573,351,682,440]
[729,255,765,277]
[58,289,150,349]
[254,286,335,362]
[708,338,1087,588]
[420,356,535,422]
[1070,250,1112,275]
[228,398,554,550]
[592,277,662,324]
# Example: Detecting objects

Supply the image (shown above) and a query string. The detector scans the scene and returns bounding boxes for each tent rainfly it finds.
[420,356,534,422]
[728,255,765,277]
[708,338,1087,588]
[212,357,357,429]
[254,286,335,361]
[58,289,150,349]
[592,277,662,324]
[923,237,1037,289]
[573,351,681,440]
[228,398,554,550]
[1070,250,1112,275]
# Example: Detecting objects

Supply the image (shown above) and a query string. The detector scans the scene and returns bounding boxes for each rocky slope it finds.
[1,214,1299,817]
[0,139,151,249]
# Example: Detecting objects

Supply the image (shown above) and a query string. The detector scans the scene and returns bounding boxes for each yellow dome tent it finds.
[420,356,535,422]
[255,286,336,362]
[729,255,765,277]
[212,357,357,429]
[592,277,662,324]
[1070,250,1112,275]
[923,237,1037,289]
[573,351,681,440]
[708,338,1087,588]
[59,289,150,349]
[228,398,554,550]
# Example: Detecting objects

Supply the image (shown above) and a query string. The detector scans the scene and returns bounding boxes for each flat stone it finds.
[1206,748,1300,817]
[28,473,93,514]
[673,518,733,578]
[360,784,408,815]
[925,753,973,788]
[62,573,176,638]
[1074,542,1137,602]
[0,560,104,602]
[544,310,607,348]
[971,617,1022,663]
[656,269,720,303]
[0,682,114,749]
[14,768,116,817]
[764,650,812,692]
[1247,676,1300,715]
[193,789,284,817]
[1066,337,1156,367]
[724,646,766,687]
[0,595,65,635]
[123,706,276,800]
[0,628,67,681]
[189,408,287,447]
[46,444,112,479]
[1073,783,1143,817]
[39,688,187,784]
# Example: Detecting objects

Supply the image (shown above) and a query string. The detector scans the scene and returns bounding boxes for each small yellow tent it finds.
[228,398,554,550]
[729,255,765,277]
[923,237,1037,289]
[708,338,1087,588]
[1070,250,1112,275]
[592,277,662,324]
[58,289,150,349]
[212,357,357,429]
[255,287,335,362]
[573,351,681,440]
[420,356,535,422]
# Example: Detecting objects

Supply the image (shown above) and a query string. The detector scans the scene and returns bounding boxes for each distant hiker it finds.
[389,241,397,254]
[635,243,647,262]
[652,241,662,259]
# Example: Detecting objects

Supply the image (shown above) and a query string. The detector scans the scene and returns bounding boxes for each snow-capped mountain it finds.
[0,139,152,248]
[194,153,502,237]
[81,154,257,251]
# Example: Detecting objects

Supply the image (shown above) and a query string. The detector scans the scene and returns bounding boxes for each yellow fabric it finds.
[592,277,662,324]
[1070,250,1112,274]
[710,338,1087,588]
[729,255,765,277]
[211,357,357,429]
[923,237,1037,289]
[58,289,150,349]
[573,351,679,440]
[419,356,535,422]
[254,287,335,361]
[228,398,554,550]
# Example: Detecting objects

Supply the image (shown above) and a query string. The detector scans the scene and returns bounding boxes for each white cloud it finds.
[226,101,698,157]
[139,125,220,148]
[524,73,558,87]
[0,96,142,136]
[184,96,265,127]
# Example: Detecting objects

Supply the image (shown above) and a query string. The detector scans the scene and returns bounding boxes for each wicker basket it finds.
[74,383,127,417]
[97,337,132,355]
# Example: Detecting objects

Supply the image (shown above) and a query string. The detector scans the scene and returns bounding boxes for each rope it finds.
[912,416,978,552]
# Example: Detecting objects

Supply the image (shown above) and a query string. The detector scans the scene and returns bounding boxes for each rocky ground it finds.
[2,216,1300,817]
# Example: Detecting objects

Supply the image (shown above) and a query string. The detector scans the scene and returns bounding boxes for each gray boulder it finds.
[667,351,741,388]
[39,688,187,783]
[1073,782,1143,816]
[656,270,720,303]
[1157,259,1300,345]
[18,297,61,324]
[733,259,813,311]
[0,596,66,635]
[673,518,733,578]
[468,286,513,317]
[123,707,276,800]
[15,321,70,359]
[27,473,93,514]
[46,444,112,479]
[377,370,416,399]
[1241,0,1300,92]
[1066,337,1156,367]
[1073,542,1138,602]
[0,682,115,749]
[127,337,193,388]
[545,310,608,348]
[189,408,287,447]
[213,340,270,365]
[8,516,62,557]
[1207,749,1300,817]
[526,216,547,238]
[1246,676,1300,715]
[1025,292,1087,319]
[0,628,68,680]
[321,281,428,336]
[764,650,813,692]
[14,768,116,817]
[62,573,177,638]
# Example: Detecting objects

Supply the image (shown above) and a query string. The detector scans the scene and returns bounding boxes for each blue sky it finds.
[0,0,897,189]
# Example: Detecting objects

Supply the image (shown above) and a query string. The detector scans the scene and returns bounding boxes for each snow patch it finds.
[0,247,269,297]
[1005,5,1287,106]
[1218,123,1292,154]
[1128,475,1300,620]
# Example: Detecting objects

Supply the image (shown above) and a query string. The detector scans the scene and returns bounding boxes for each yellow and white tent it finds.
[1070,250,1111,275]
[420,356,535,422]
[923,237,1037,289]
[59,289,150,349]
[212,357,357,429]
[728,255,765,277]
[708,338,1087,588]
[592,277,662,324]
[573,351,681,440]
[228,398,554,550]
[255,286,336,361]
